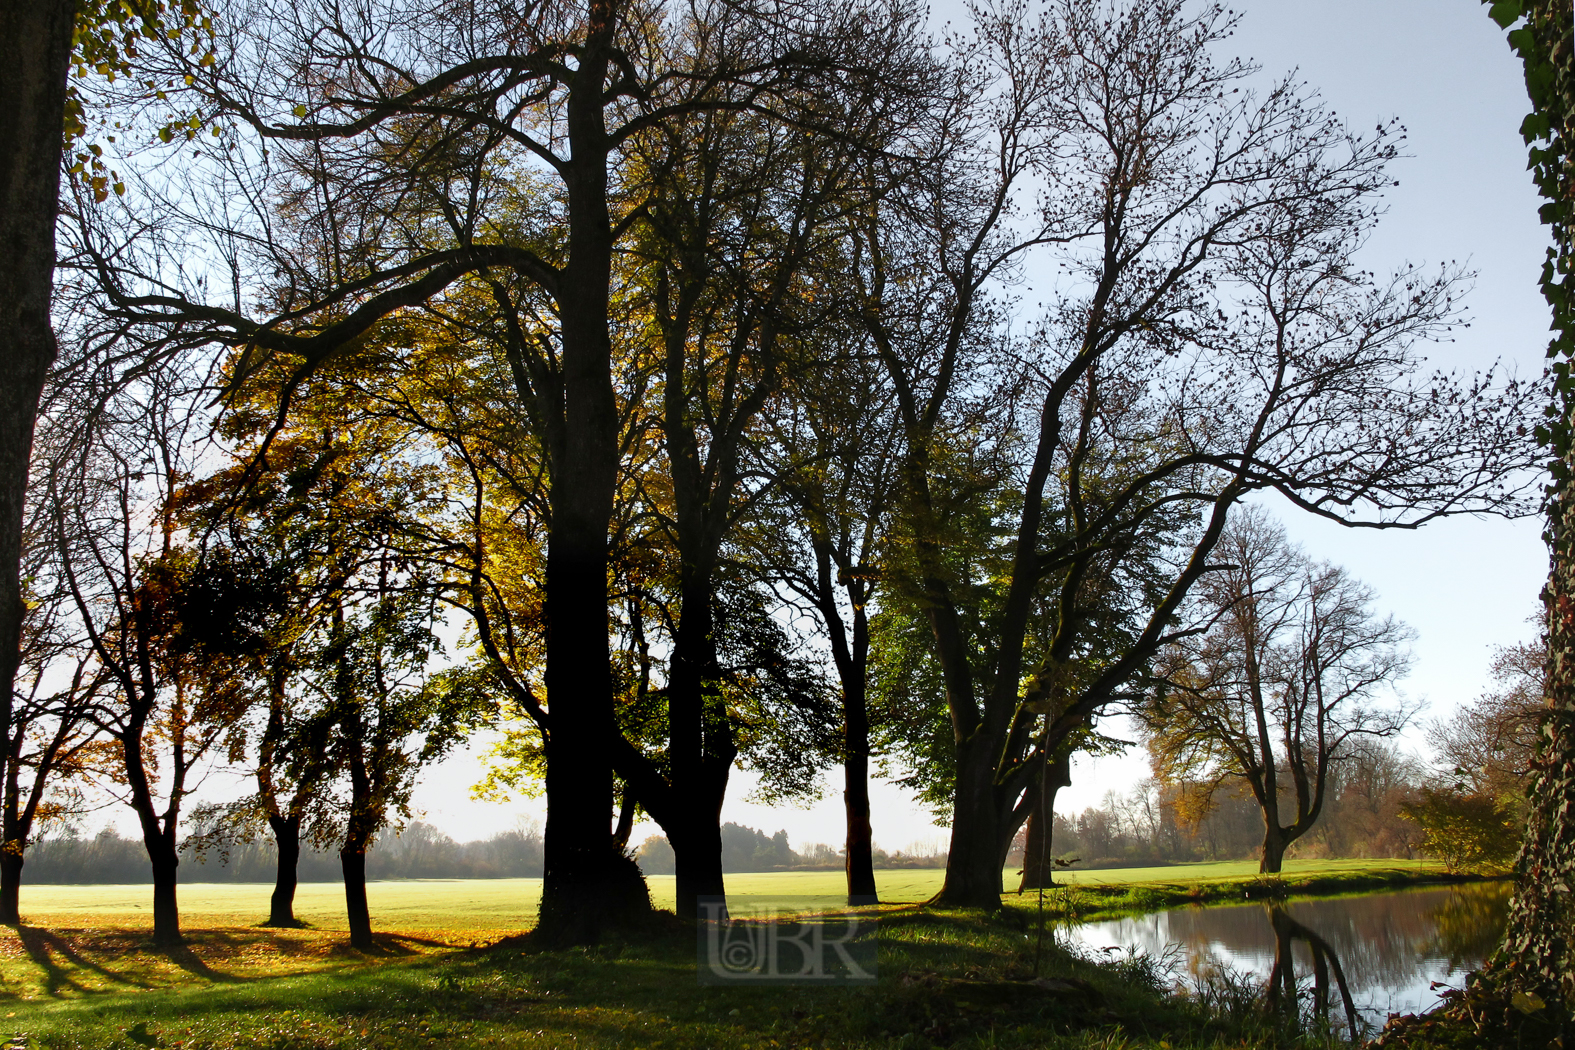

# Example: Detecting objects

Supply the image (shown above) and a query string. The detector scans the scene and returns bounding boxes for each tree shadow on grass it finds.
[11,924,153,997]
[325,933,453,959]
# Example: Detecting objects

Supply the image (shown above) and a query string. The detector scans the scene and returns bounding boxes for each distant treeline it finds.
[25,821,544,884]
[632,823,947,874]
[1008,742,1423,871]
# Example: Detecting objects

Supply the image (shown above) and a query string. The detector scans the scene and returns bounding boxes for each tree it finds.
[758,346,901,904]
[0,527,108,924]
[42,354,243,948]
[1401,787,1520,874]
[0,3,216,921]
[603,93,881,918]
[855,0,1534,908]
[1429,636,1543,811]
[0,6,76,843]
[1464,0,1575,1037]
[1142,509,1416,874]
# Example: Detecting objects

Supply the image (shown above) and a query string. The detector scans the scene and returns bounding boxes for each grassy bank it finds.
[1002,859,1495,924]
[5,907,1305,1050]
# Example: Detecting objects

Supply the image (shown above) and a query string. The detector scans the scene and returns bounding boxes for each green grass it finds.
[4,907,1292,1050]
[0,860,1465,1049]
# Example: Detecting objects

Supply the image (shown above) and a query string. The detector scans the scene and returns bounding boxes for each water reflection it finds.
[1061,883,1510,1036]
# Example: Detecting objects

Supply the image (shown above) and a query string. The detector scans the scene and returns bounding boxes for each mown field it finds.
[0,860,1460,1049]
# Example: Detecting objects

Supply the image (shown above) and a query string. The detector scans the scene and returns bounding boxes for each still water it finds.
[1060,883,1511,1037]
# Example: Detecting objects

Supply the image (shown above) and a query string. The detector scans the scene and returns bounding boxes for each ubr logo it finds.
[695,897,878,985]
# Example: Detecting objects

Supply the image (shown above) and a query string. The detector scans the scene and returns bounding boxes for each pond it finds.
[1059,882,1512,1039]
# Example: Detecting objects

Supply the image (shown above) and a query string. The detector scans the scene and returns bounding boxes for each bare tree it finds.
[1142,508,1417,874]
[0,520,108,924]
[1429,634,1544,808]
[852,0,1536,906]
[40,352,241,947]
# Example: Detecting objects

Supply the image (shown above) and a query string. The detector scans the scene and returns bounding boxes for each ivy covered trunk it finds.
[1378,2,1572,1044]
[1496,0,1575,1024]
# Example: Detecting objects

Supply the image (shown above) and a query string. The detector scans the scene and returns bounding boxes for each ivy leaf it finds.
[1488,0,1522,28]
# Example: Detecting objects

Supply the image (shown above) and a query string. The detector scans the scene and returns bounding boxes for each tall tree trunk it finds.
[533,4,653,944]
[124,727,183,948]
[666,571,734,919]
[1019,752,1071,891]
[1465,0,1573,1033]
[841,588,877,906]
[0,3,73,874]
[1,732,26,925]
[674,814,727,921]
[844,742,878,906]
[266,813,301,928]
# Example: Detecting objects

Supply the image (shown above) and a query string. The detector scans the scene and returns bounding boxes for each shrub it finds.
[1399,788,1520,873]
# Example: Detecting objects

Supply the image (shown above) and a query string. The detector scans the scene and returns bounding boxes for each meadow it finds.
[0,860,1464,1049]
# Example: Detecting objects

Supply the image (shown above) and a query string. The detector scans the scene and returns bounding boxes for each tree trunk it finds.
[933,735,1007,908]
[533,10,653,945]
[664,568,735,919]
[1260,822,1287,875]
[844,746,878,906]
[148,841,181,949]
[0,847,22,925]
[1496,466,1575,1010]
[341,844,372,950]
[0,0,72,736]
[674,814,727,921]
[266,813,301,927]
[1019,752,1072,892]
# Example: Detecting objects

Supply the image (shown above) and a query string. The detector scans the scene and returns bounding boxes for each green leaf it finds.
[1488,0,1522,29]
[293,104,307,118]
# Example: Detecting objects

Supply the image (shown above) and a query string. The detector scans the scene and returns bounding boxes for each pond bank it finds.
[1003,864,1508,924]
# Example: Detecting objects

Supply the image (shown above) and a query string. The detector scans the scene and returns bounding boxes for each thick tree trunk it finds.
[665,571,735,919]
[933,735,1007,908]
[341,844,372,950]
[147,840,181,948]
[0,0,73,789]
[1260,823,1287,875]
[1018,752,1071,892]
[674,815,727,921]
[266,814,301,927]
[0,848,22,925]
[1496,475,1575,1010]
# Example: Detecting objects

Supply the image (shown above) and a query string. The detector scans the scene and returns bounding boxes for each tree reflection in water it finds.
[1061,883,1513,1034]
[1266,905,1361,1039]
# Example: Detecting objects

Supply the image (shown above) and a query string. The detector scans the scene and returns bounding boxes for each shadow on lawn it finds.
[1,925,439,998]
[12,924,154,997]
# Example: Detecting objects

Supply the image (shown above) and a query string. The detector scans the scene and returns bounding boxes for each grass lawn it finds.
[0,859,1462,1049]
